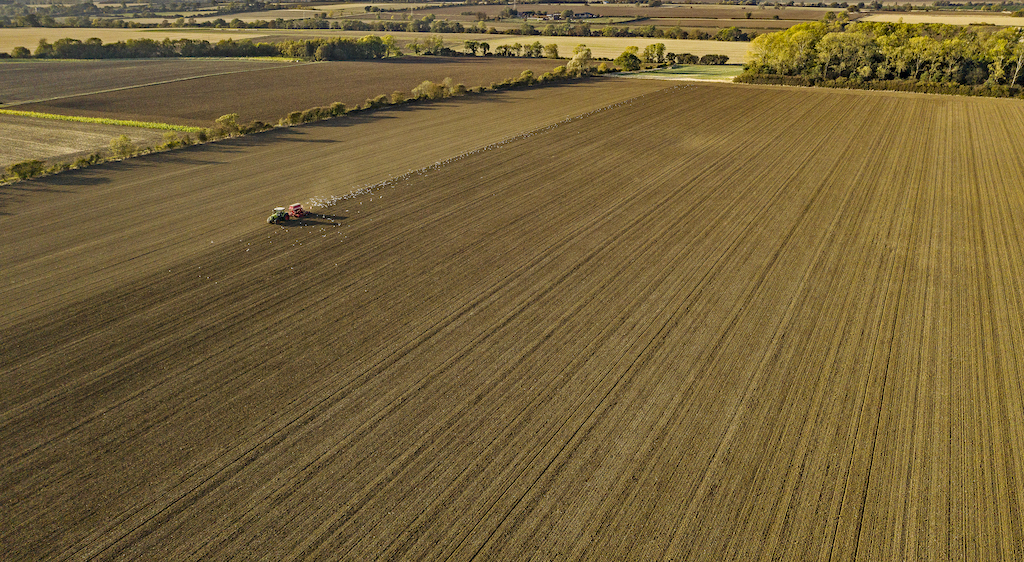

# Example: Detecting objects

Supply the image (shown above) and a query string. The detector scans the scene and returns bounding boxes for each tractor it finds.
[267,203,308,224]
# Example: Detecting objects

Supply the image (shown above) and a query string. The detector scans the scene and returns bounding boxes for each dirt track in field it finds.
[3,80,1024,560]
[14,57,558,126]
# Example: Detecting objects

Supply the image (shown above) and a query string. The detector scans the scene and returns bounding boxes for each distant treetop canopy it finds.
[741,16,1024,95]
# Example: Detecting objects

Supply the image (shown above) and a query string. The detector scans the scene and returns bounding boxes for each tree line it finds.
[613,43,730,69]
[740,15,1024,96]
[6,35,400,60]
[194,15,755,41]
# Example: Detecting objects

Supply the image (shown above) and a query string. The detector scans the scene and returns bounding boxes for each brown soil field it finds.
[0,58,297,106]
[16,57,559,127]
[0,114,167,168]
[4,80,1024,560]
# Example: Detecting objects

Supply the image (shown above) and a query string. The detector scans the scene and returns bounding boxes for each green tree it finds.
[382,35,402,57]
[987,27,1024,85]
[816,30,875,79]
[907,35,941,79]
[6,160,45,180]
[412,80,444,99]
[464,40,479,55]
[642,42,666,64]
[422,35,444,55]
[567,44,593,76]
[615,50,642,70]
[34,38,54,58]
[110,135,135,158]
[877,26,914,78]
[10,46,31,58]
[215,113,241,135]
[544,43,559,58]
[746,22,825,76]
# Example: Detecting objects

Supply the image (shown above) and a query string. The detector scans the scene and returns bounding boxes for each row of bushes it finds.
[3,131,196,181]
[2,61,612,184]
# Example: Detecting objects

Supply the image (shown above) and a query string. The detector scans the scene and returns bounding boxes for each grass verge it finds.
[0,109,204,132]
[635,64,743,80]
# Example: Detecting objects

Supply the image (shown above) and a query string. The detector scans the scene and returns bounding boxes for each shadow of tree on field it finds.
[50,174,108,187]
[0,176,84,214]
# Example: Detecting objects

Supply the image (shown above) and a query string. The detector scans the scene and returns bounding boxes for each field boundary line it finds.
[0,108,203,132]
[2,61,317,108]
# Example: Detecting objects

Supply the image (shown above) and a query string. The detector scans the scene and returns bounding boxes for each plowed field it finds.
[3,80,1024,560]
[0,58,296,105]
[14,57,555,126]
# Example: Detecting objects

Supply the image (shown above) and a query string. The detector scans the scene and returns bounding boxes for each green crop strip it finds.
[0,109,204,132]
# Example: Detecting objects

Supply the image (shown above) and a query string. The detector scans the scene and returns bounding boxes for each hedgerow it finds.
[2,58,615,185]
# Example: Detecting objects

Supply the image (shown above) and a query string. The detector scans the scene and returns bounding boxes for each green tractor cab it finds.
[267,207,289,224]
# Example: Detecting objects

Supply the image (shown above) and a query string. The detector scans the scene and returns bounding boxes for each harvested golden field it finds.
[461,34,752,62]
[3,79,1024,560]
[0,27,269,54]
[861,12,1024,26]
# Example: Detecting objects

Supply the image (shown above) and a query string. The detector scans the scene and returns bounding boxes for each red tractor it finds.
[267,203,308,224]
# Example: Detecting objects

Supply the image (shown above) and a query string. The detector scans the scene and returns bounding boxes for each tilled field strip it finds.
[0,58,294,105]
[3,63,317,107]
[13,58,560,126]
[3,82,1024,560]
